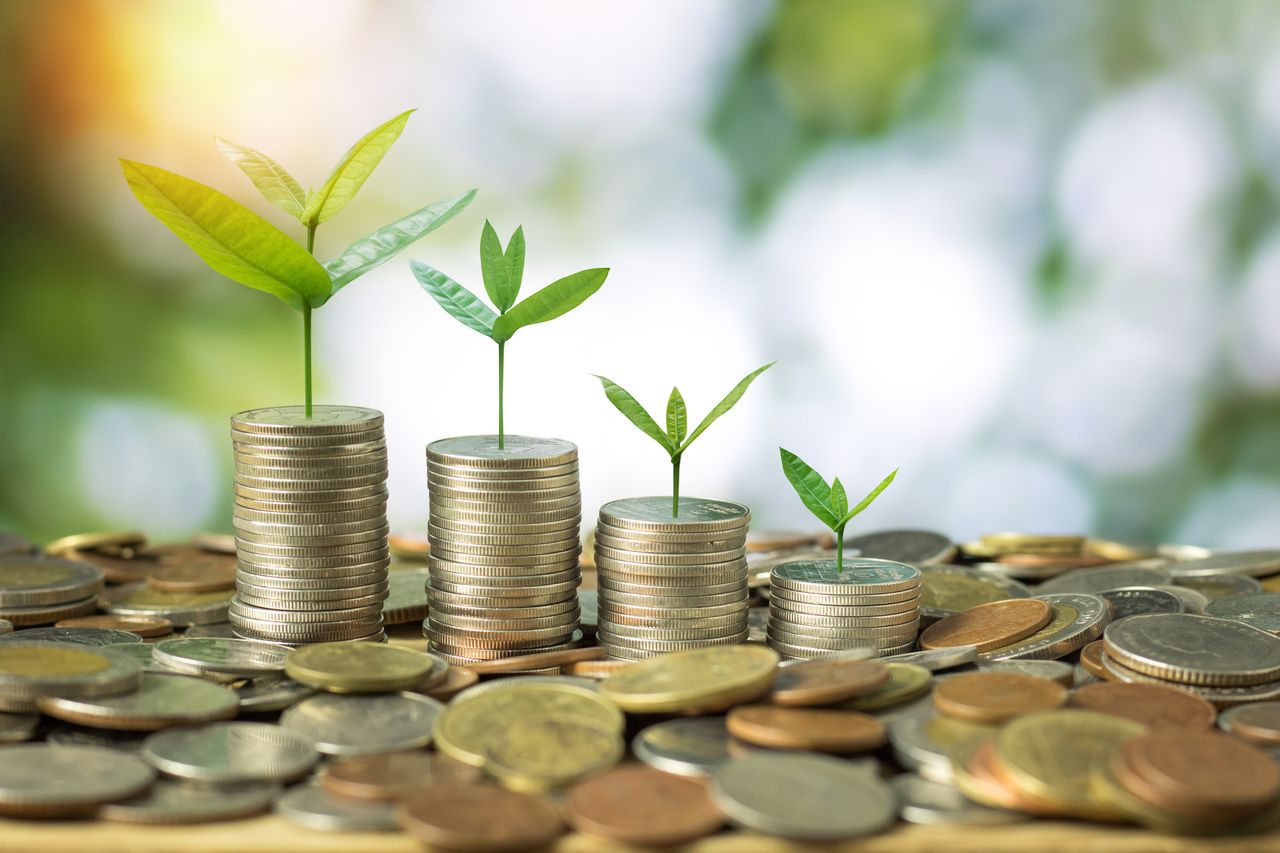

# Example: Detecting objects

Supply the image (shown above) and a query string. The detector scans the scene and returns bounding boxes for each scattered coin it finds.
[727,705,886,753]
[142,721,318,782]
[37,672,239,730]
[979,593,1111,661]
[565,765,724,845]
[712,751,894,840]
[420,665,478,700]
[600,645,778,713]
[276,784,399,832]
[1098,587,1184,620]
[0,643,143,712]
[0,711,39,743]
[398,785,565,851]
[285,642,443,693]
[975,660,1074,687]
[147,548,237,592]
[234,675,317,713]
[1166,550,1280,579]
[920,599,1052,652]
[887,710,995,784]
[844,529,956,566]
[632,717,731,778]
[0,533,34,556]
[382,567,430,624]
[103,583,234,626]
[153,637,288,678]
[841,663,933,712]
[44,531,146,557]
[1068,681,1215,730]
[322,752,483,800]
[917,565,1030,620]
[879,645,978,671]
[1218,702,1280,746]
[484,717,624,792]
[54,614,172,638]
[1204,592,1280,634]
[1037,564,1171,595]
[0,744,155,817]
[1115,730,1280,821]
[465,645,603,675]
[769,659,890,706]
[0,626,142,646]
[890,773,1025,825]
[1104,613,1280,686]
[933,673,1066,723]
[281,691,445,755]
[100,779,279,824]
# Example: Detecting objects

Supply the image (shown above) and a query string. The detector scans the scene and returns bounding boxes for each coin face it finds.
[142,722,318,782]
[153,638,288,678]
[879,646,977,671]
[600,646,778,713]
[1038,565,1171,595]
[102,584,234,626]
[484,718,624,792]
[932,672,1067,723]
[280,692,445,755]
[1068,681,1215,730]
[1098,587,1184,620]
[979,593,1111,661]
[0,626,143,646]
[399,785,565,850]
[727,705,886,753]
[233,405,383,432]
[1204,592,1280,634]
[976,659,1074,687]
[920,599,1053,652]
[0,744,156,817]
[0,643,142,705]
[1218,702,1280,745]
[564,765,724,845]
[54,615,172,638]
[600,497,750,530]
[840,663,932,712]
[428,435,577,464]
[772,559,921,593]
[321,752,483,800]
[276,785,399,832]
[843,529,955,566]
[99,779,279,825]
[284,642,439,693]
[632,717,731,778]
[711,751,894,840]
[1104,613,1280,686]
[1116,730,1280,815]
[37,673,239,730]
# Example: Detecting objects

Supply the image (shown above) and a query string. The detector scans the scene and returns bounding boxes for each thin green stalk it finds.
[835,523,845,573]
[303,224,317,418]
[497,341,506,449]
[672,454,681,518]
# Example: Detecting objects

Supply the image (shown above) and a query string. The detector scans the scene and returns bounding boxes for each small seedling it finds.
[779,447,897,572]
[595,363,774,517]
[122,109,474,415]
[411,223,608,448]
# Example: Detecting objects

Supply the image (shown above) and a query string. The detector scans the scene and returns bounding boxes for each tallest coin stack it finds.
[228,406,390,645]
[424,436,583,665]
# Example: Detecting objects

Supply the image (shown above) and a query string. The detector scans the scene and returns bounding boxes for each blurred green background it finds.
[3,0,1279,548]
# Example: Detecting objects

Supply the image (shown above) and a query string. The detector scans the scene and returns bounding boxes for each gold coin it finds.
[43,531,146,557]
[484,718,624,792]
[284,643,443,693]
[994,709,1145,820]
[599,646,778,714]
[919,568,1027,614]
[0,645,111,678]
[434,681,623,767]
[839,663,932,712]
[979,533,1084,556]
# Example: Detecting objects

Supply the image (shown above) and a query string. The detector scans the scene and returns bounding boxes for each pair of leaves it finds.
[779,447,897,531]
[122,111,474,312]
[595,363,775,460]
[410,229,608,345]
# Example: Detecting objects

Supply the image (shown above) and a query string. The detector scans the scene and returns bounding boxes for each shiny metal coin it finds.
[276,784,398,831]
[1103,612,1280,685]
[427,435,577,467]
[0,710,39,743]
[36,673,240,730]
[890,773,1024,825]
[153,637,289,678]
[280,692,445,755]
[1098,586,1184,620]
[600,497,750,534]
[771,559,921,595]
[101,779,280,825]
[978,593,1111,661]
[633,717,732,778]
[1205,592,1280,634]
[142,721,318,782]
[1036,564,1171,595]
[427,459,579,480]
[232,405,383,435]
[843,530,955,567]
[0,557,104,607]
[0,626,141,646]
[1166,549,1280,579]
[0,744,155,817]
[236,676,318,713]
[101,584,233,626]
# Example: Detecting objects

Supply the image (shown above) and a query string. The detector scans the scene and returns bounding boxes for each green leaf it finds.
[215,138,307,220]
[479,220,509,311]
[666,387,687,448]
[325,190,475,296]
[779,447,839,529]
[302,109,414,226]
[503,226,526,310]
[840,468,898,526]
[680,361,775,451]
[490,267,608,343]
[830,477,848,519]
[594,375,674,454]
[120,159,330,311]
[409,260,496,337]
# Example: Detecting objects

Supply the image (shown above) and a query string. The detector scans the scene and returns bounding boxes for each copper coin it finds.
[398,785,563,851]
[564,765,723,845]
[147,547,237,593]
[466,646,604,675]
[932,673,1066,723]
[420,666,478,701]
[769,660,890,707]
[65,549,157,584]
[1221,702,1280,746]
[323,752,482,800]
[54,615,173,639]
[919,599,1052,652]
[565,660,633,678]
[725,706,886,754]
[1118,731,1280,816]
[1069,682,1215,731]
[1078,640,1112,680]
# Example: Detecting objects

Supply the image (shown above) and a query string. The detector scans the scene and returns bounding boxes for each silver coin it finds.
[1101,651,1280,708]
[1205,592,1280,634]
[1037,564,1171,595]
[235,572,387,593]
[234,589,388,612]
[275,784,398,831]
[427,459,580,481]
[1104,613,1280,685]
[228,599,382,624]
[183,622,238,639]
[235,551,390,572]
[771,559,921,594]
[231,427,384,449]
[44,725,149,751]
[1176,574,1265,601]
[37,673,240,730]
[0,619,10,635]
[280,692,444,755]
[102,643,161,670]
[1098,587,1185,620]
[978,593,1111,661]
[1167,550,1280,579]
[976,659,1073,685]
[599,575,746,597]
[595,534,747,557]
[0,710,38,743]
[632,717,731,778]
[886,710,963,784]
[0,557,104,607]
[843,530,955,567]
[382,568,431,624]
[0,643,143,702]
[711,751,895,840]
[236,675,318,713]
[890,773,1024,825]
[578,589,598,634]
[1154,584,1209,615]
[101,779,280,825]
[0,626,142,646]
[426,435,577,467]
[0,744,155,816]
[101,585,232,626]
[153,638,289,678]
[597,520,745,545]
[232,405,383,434]
[600,497,750,532]
[142,721,318,782]
[776,646,878,668]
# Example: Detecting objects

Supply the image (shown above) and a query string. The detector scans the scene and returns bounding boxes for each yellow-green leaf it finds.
[215,138,307,219]
[301,110,414,226]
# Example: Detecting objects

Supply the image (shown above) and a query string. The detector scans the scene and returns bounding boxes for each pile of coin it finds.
[424,436,582,665]
[768,558,921,659]
[227,406,390,644]
[0,557,104,626]
[594,497,750,661]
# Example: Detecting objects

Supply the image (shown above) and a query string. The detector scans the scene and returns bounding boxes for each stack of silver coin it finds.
[424,436,582,665]
[228,406,390,644]
[768,558,921,660]
[595,497,750,661]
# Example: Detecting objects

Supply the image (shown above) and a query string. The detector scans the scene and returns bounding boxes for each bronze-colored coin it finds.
[465,646,603,675]
[1069,682,1215,731]
[398,785,564,851]
[932,673,1067,723]
[1116,732,1280,819]
[725,706,886,754]
[564,765,723,845]
[952,736,1039,813]
[420,666,478,701]
[996,553,1111,569]
[147,547,237,593]
[54,615,172,639]
[323,752,482,800]
[768,660,890,707]
[1220,702,1280,746]
[64,549,158,584]
[919,599,1052,653]
[1078,640,1112,680]
[565,660,633,679]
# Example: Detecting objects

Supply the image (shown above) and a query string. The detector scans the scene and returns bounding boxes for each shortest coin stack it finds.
[768,558,921,660]
[0,557,104,627]
[595,497,751,661]
[228,406,390,645]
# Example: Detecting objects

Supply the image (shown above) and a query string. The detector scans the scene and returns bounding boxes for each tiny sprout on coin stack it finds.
[779,448,897,573]
[122,109,474,416]
[411,223,609,449]
[595,364,774,517]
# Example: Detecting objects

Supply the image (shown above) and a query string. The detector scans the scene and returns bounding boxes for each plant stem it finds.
[497,341,505,449]
[671,454,681,518]
[835,522,846,573]
[303,224,317,418]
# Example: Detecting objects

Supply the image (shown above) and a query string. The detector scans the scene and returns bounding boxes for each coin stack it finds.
[228,406,390,645]
[768,558,921,660]
[424,436,582,665]
[0,557,103,627]
[594,497,750,661]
